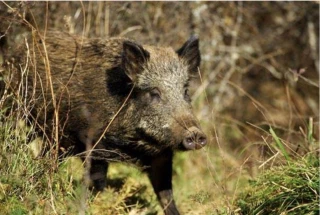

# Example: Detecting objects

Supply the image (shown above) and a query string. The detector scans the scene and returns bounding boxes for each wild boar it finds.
[2,31,207,215]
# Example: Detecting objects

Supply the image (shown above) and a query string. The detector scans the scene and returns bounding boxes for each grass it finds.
[0,113,78,214]
[0,111,156,214]
[235,154,319,215]
[234,124,319,215]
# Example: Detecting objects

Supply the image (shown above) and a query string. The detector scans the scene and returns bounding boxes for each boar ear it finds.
[122,41,150,81]
[177,35,201,74]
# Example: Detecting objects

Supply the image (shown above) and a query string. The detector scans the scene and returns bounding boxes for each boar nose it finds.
[182,126,207,150]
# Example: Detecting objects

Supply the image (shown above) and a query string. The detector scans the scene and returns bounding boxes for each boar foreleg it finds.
[147,150,180,215]
[89,159,109,191]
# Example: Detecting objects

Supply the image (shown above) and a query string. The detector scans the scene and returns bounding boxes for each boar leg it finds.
[147,150,180,215]
[90,159,109,191]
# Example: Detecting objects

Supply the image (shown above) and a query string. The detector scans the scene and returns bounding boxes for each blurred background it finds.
[0,2,319,214]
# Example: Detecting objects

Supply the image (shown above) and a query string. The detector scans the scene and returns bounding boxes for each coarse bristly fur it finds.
[1,30,206,215]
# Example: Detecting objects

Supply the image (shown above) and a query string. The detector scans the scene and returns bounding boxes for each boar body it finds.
[5,31,207,215]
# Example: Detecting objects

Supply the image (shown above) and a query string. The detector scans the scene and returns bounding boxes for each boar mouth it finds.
[134,126,206,152]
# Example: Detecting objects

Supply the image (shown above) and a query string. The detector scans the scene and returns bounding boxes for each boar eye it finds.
[149,88,161,103]
[184,88,191,102]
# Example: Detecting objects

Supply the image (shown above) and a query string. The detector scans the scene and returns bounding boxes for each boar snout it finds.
[182,126,207,150]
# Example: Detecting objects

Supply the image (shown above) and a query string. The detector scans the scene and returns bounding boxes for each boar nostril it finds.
[198,136,206,145]
[196,135,207,149]
[186,137,193,145]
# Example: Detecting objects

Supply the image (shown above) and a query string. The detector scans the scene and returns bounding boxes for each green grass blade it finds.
[269,127,290,161]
